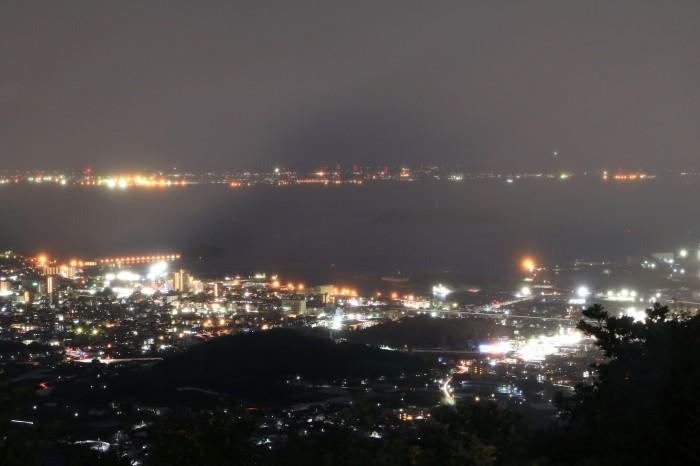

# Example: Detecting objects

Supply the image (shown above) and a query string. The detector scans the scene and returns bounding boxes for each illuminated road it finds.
[409,349,482,355]
[441,376,455,404]
[440,366,470,405]
[73,357,162,364]
[486,298,531,309]
[449,310,581,323]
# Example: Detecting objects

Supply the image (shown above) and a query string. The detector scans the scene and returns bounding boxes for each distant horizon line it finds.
[0,166,688,175]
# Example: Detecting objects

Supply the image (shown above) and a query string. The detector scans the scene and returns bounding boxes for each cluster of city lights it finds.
[281,282,305,291]
[99,254,180,264]
[602,289,639,301]
[432,284,451,299]
[602,172,654,181]
[24,175,68,185]
[479,328,584,362]
[98,177,189,189]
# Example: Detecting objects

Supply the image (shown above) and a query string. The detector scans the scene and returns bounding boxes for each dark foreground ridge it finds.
[1,306,699,465]
[124,329,429,404]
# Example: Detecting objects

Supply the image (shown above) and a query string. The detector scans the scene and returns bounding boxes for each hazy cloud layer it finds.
[2,0,699,171]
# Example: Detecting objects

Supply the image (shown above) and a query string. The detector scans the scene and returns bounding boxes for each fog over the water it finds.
[2,179,698,283]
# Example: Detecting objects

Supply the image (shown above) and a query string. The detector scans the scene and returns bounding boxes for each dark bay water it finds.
[2,178,699,285]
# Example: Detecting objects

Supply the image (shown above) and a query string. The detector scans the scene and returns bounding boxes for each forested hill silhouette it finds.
[348,315,508,348]
[123,329,430,403]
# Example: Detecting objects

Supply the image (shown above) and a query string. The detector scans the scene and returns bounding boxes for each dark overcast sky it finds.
[1,0,699,171]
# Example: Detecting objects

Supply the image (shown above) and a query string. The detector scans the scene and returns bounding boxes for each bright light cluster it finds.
[98,176,189,189]
[623,307,646,322]
[432,284,451,298]
[522,258,535,272]
[100,254,180,264]
[603,289,638,301]
[576,286,590,298]
[148,262,169,279]
[479,341,513,354]
[515,330,582,362]
[479,329,583,362]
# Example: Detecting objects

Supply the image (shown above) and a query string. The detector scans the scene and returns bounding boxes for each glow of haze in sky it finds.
[1,0,699,171]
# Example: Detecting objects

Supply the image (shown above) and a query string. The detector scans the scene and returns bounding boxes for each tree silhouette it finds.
[555,303,700,464]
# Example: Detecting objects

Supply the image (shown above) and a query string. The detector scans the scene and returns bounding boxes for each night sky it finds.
[2,1,699,171]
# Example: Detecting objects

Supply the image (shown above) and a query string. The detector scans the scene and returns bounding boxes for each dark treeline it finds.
[347,315,508,349]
